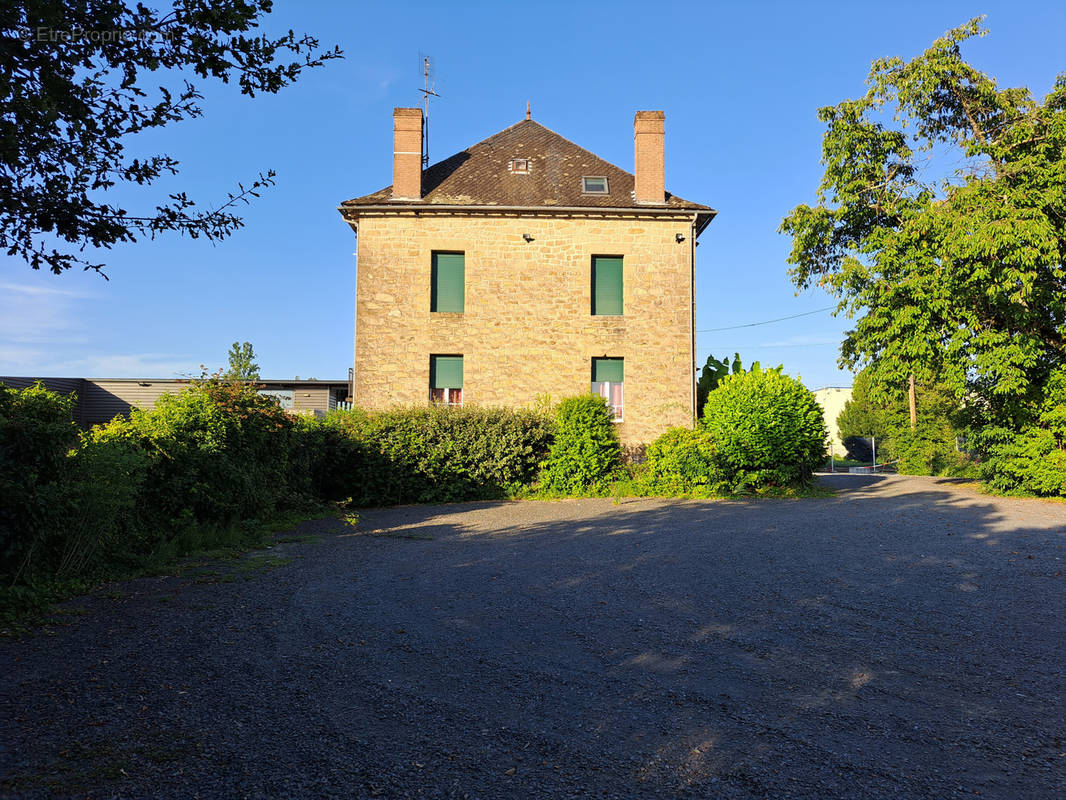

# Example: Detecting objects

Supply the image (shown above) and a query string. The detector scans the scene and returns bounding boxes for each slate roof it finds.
[341,118,714,214]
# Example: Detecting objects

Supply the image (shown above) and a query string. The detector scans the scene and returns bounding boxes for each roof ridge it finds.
[340,116,714,214]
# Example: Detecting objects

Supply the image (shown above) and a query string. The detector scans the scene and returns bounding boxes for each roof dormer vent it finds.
[509,158,530,175]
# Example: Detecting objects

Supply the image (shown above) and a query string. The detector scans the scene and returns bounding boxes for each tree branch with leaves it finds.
[0,0,342,276]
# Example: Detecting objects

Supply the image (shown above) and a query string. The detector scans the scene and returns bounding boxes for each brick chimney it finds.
[392,107,423,200]
[634,110,665,205]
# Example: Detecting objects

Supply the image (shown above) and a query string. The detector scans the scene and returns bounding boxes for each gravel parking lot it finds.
[2,475,1065,799]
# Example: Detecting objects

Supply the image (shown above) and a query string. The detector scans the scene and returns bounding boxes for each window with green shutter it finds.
[591,256,623,316]
[430,354,463,406]
[431,252,465,313]
[591,357,624,421]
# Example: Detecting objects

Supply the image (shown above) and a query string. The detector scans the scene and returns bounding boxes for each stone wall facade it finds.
[352,211,697,444]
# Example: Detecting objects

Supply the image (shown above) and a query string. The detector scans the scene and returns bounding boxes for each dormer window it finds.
[509,158,530,174]
[582,176,609,194]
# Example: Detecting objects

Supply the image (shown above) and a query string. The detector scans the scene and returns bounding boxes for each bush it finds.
[539,395,622,494]
[53,432,147,577]
[978,426,1066,496]
[94,376,296,535]
[325,405,553,505]
[977,368,1066,496]
[842,435,874,463]
[700,368,826,490]
[638,426,726,495]
[894,423,977,478]
[0,383,79,582]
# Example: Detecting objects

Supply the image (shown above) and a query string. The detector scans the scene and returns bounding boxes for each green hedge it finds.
[0,382,555,588]
[324,405,552,505]
[0,383,81,582]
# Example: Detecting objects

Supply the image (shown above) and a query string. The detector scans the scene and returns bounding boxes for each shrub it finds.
[540,395,622,494]
[978,426,1066,496]
[95,377,296,530]
[978,368,1066,496]
[0,383,79,582]
[325,405,553,505]
[894,422,977,478]
[53,431,147,577]
[700,368,826,490]
[638,426,726,495]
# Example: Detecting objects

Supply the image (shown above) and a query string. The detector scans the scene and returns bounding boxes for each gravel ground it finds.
[2,474,1065,799]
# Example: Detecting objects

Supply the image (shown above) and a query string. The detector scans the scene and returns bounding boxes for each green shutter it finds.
[432,252,465,313]
[592,256,623,316]
[592,358,624,383]
[431,355,464,389]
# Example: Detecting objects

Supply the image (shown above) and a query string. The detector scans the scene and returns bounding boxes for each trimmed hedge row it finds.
[320,405,552,505]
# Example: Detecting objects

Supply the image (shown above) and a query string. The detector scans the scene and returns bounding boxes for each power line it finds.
[696,305,836,333]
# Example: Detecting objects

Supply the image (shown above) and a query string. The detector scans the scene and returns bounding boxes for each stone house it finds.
[338,108,715,444]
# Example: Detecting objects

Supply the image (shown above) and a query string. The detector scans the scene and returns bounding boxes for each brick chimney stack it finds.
[392,107,423,200]
[634,110,665,205]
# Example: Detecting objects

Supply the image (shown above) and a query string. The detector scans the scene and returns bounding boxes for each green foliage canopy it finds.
[226,341,260,381]
[0,1,342,275]
[837,368,973,476]
[781,18,1065,428]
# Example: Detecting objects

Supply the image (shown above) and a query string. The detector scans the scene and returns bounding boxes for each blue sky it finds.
[2,0,1064,388]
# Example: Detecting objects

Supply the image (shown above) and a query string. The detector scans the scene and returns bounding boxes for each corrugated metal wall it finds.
[292,388,331,414]
[79,381,189,425]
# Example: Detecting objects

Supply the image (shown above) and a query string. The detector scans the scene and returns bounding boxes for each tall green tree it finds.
[780,18,1065,432]
[1,1,342,276]
[225,341,259,381]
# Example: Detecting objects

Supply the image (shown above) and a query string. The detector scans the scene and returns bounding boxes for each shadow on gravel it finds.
[3,479,1064,799]
[335,480,1066,796]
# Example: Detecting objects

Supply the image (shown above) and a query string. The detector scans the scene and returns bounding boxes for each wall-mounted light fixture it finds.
[522,232,534,242]
[675,233,686,243]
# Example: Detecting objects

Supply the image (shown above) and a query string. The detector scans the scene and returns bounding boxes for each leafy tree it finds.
[836,369,896,445]
[837,368,972,475]
[225,341,259,381]
[1,1,342,275]
[780,18,1065,433]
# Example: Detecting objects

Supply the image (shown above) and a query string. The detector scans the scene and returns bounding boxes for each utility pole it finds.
[908,374,917,430]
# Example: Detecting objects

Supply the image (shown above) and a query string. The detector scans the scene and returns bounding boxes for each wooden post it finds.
[909,374,917,430]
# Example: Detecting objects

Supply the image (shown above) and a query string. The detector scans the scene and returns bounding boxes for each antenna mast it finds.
[419,56,441,168]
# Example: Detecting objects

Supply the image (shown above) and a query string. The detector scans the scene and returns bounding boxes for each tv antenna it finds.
[418,55,441,167]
